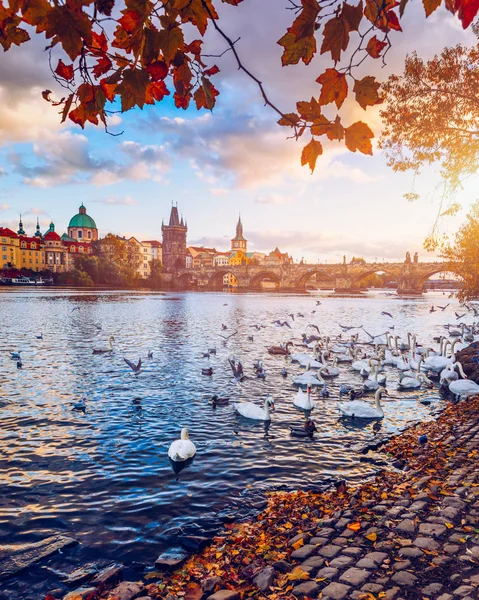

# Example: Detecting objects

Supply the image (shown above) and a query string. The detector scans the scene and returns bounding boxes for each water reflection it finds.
[0,288,461,598]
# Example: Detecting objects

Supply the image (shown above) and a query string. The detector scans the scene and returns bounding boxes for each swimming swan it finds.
[168,428,197,462]
[338,387,388,419]
[232,395,275,421]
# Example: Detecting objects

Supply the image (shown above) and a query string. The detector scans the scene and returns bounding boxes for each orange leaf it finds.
[55,59,74,80]
[286,567,310,581]
[317,68,348,109]
[445,522,454,529]
[422,0,442,15]
[342,1,363,31]
[45,5,92,61]
[278,31,316,66]
[320,16,349,63]
[301,137,323,171]
[365,532,377,541]
[278,113,300,127]
[292,538,304,550]
[366,35,387,58]
[347,521,361,532]
[296,97,323,120]
[353,76,382,110]
[326,116,344,141]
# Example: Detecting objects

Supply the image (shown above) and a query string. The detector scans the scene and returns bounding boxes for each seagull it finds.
[381,311,393,318]
[147,351,153,359]
[455,312,466,320]
[308,324,320,334]
[219,330,238,341]
[297,313,305,318]
[10,351,21,360]
[430,305,436,313]
[229,359,245,383]
[338,323,362,332]
[208,348,217,355]
[273,320,292,329]
[316,301,321,306]
[288,313,295,321]
[437,304,449,311]
[71,307,80,312]
[124,357,142,373]
[35,333,43,340]
[221,324,228,330]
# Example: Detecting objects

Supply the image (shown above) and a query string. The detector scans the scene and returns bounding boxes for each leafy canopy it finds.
[441,200,479,301]
[380,44,479,201]
[0,0,478,170]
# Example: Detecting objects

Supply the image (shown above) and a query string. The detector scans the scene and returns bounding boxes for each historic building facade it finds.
[67,204,98,242]
[162,204,187,270]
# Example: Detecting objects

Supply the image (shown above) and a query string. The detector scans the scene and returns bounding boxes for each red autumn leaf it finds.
[301,137,323,171]
[277,113,301,127]
[115,68,149,111]
[90,30,108,54]
[366,35,387,58]
[69,104,98,128]
[316,68,348,109]
[278,30,316,66]
[385,9,403,30]
[92,56,112,78]
[45,5,92,61]
[145,80,170,104]
[344,121,374,154]
[146,60,168,81]
[55,59,74,80]
[61,93,74,123]
[204,65,220,76]
[157,16,185,64]
[100,78,117,102]
[320,16,350,63]
[342,1,363,31]
[118,9,141,34]
[289,0,320,41]
[422,0,442,14]
[454,0,479,27]
[353,75,382,109]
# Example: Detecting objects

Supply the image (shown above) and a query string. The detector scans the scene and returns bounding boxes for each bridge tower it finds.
[162,204,187,270]
[231,214,247,253]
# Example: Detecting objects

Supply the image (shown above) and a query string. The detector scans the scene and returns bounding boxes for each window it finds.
[2,246,5,251]
[143,262,148,268]
[31,244,36,249]
[2,255,6,260]
[88,231,92,239]
[21,242,26,248]
[144,248,148,253]
[78,231,83,238]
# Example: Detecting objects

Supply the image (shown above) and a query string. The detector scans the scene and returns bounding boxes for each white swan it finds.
[293,385,315,410]
[338,387,388,419]
[233,395,275,421]
[449,379,479,398]
[398,372,432,390]
[93,335,115,354]
[439,362,463,387]
[168,428,197,462]
[292,371,324,387]
[363,364,386,392]
[320,359,340,378]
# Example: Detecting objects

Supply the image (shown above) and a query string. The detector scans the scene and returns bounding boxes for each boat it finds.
[0,275,53,286]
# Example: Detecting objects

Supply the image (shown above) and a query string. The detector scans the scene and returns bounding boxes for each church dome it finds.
[68,203,97,229]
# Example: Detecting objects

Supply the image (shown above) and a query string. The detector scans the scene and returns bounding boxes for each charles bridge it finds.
[163,256,457,294]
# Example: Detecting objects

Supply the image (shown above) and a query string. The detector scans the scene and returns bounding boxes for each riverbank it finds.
[56,396,479,600]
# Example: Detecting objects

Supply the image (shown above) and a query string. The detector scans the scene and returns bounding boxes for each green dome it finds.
[68,204,97,229]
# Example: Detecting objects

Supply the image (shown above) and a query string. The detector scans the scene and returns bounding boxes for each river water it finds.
[0,288,463,598]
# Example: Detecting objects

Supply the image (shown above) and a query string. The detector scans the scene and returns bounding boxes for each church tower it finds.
[231,214,247,253]
[162,203,188,270]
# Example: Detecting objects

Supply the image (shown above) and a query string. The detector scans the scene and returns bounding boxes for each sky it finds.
[0,0,476,264]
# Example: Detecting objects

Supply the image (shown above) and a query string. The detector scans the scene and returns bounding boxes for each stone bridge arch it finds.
[411,265,461,290]
[295,269,337,289]
[208,269,243,288]
[350,268,400,288]
[250,270,282,289]
[176,272,198,289]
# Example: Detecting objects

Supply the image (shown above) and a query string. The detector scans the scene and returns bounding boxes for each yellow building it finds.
[17,217,44,272]
[0,227,20,269]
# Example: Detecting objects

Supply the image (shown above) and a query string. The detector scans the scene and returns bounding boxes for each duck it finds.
[17,359,23,369]
[281,367,288,378]
[168,428,197,462]
[449,379,479,399]
[398,372,433,390]
[321,383,330,398]
[35,333,43,340]
[290,419,317,438]
[293,384,315,411]
[72,397,87,412]
[267,342,293,356]
[202,367,213,376]
[10,351,21,360]
[338,387,388,419]
[211,395,229,407]
[232,396,275,421]
[92,336,115,354]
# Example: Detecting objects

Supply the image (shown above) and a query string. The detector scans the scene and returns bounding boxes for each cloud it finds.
[209,187,230,196]
[0,203,10,211]
[92,195,138,206]
[255,193,291,205]
[25,207,47,215]
[9,132,171,187]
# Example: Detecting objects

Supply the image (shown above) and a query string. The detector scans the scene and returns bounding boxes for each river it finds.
[0,288,461,598]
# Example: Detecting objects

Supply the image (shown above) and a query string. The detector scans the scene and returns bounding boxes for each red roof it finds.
[142,240,162,247]
[44,230,61,241]
[0,227,18,238]
[19,236,42,249]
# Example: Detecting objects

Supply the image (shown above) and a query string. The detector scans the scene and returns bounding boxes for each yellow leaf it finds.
[459,538,467,543]
[381,492,388,500]
[284,522,293,529]
[366,532,377,542]
[445,522,454,529]
[292,538,304,550]
[287,567,310,581]
[301,137,323,172]
[347,521,361,532]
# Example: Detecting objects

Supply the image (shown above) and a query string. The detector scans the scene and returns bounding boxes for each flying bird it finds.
[437,304,449,311]
[219,330,238,341]
[229,359,245,383]
[381,311,393,318]
[430,305,436,313]
[338,323,362,332]
[124,357,142,373]
[455,312,466,320]
[308,324,320,334]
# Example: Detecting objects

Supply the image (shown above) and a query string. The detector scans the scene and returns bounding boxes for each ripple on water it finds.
[0,288,460,598]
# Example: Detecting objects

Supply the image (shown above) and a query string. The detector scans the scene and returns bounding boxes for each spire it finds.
[168,204,180,226]
[17,214,25,236]
[236,213,243,237]
[34,217,42,238]
[49,221,55,231]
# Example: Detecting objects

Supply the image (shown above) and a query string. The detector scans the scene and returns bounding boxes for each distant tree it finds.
[380,42,479,236]
[441,200,479,301]
[73,254,100,283]
[147,258,164,289]
[1,0,478,169]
